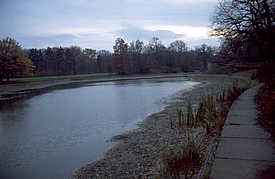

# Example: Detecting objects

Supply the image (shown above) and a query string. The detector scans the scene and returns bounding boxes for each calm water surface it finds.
[0,77,199,179]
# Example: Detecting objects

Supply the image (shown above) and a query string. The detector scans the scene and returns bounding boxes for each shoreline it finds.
[0,74,251,178]
[0,73,227,106]
[72,74,247,178]
[0,73,189,104]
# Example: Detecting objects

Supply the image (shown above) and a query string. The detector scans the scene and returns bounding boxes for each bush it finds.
[256,85,275,138]
[180,64,191,72]
[256,63,275,89]
[116,70,128,75]
[138,65,150,74]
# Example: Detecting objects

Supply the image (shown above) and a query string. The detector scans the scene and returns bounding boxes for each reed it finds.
[177,108,183,127]
[160,135,202,178]
[187,102,194,126]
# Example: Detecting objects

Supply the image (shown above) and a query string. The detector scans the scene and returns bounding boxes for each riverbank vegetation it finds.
[256,63,275,140]
[160,79,255,178]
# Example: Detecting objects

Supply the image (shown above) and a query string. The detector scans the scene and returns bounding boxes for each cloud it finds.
[117,24,185,42]
[0,0,220,51]
[17,34,78,49]
[159,0,218,4]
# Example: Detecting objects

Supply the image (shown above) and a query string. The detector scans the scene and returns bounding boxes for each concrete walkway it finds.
[210,84,275,179]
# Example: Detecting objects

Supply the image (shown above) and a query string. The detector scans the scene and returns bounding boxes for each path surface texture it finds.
[210,84,275,179]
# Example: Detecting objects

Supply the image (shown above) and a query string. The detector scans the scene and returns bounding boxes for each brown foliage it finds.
[256,85,275,139]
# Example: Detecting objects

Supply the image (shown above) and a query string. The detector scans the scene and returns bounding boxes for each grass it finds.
[231,69,257,78]
[204,65,258,78]
[3,73,115,82]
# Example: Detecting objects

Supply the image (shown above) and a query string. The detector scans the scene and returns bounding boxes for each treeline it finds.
[112,37,217,74]
[24,37,217,77]
[24,47,112,76]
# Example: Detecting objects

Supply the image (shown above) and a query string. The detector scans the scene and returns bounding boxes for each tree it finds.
[148,37,166,70]
[129,39,144,72]
[28,48,44,76]
[0,37,34,81]
[97,50,112,73]
[83,48,97,73]
[210,0,275,62]
[56,46,65,75]
[195,44,211,70]
[64,48,74,75]
[75,54,90,74]
[169,40,187,69]
[106,62,113,74]
[44,47,55,76]
[97,54,102,72]
[113,38,129,73]
[69,46,82,75]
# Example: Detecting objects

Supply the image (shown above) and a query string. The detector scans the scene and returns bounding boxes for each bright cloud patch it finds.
[117,24,185,42]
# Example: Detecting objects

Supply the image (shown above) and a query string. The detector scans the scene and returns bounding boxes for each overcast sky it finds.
[0,0,220,51]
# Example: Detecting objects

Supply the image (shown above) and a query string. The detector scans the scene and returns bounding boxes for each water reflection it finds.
[0,77,199,179]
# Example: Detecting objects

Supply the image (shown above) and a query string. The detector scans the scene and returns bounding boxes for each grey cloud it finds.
[17,34,78,49]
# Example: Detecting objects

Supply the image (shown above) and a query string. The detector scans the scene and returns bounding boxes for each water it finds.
[0,77,199,179]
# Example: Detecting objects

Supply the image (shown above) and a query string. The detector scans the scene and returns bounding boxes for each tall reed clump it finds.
[184,93,217,133]
[187,102,194,125]
[169,108,184,129]
[160,135,202,179]
[177,108,183,127]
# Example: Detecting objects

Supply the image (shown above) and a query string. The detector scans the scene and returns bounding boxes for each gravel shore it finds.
[71,74,248,179]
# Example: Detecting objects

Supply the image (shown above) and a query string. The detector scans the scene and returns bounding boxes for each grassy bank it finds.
[3,73,115,83]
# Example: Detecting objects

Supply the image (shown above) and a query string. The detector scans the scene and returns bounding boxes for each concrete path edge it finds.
[210,84,275,179]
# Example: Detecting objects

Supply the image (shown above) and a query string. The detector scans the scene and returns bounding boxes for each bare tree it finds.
[113,38,129,73]
[210,0,275,62]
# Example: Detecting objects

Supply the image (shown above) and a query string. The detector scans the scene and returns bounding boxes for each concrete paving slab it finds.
[210,158,275,179]
[227,108,258,117]
[230,100,257,109]
[226,115,257,125]
[215,137,275,161]
[222,124,271,139]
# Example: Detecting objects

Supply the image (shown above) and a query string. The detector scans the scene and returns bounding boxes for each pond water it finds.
[0,77,199,179]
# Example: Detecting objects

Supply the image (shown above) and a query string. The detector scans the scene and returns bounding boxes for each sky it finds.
[0,0,220,52]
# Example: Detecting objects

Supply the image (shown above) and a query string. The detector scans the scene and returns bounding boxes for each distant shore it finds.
[0,73,208,104]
